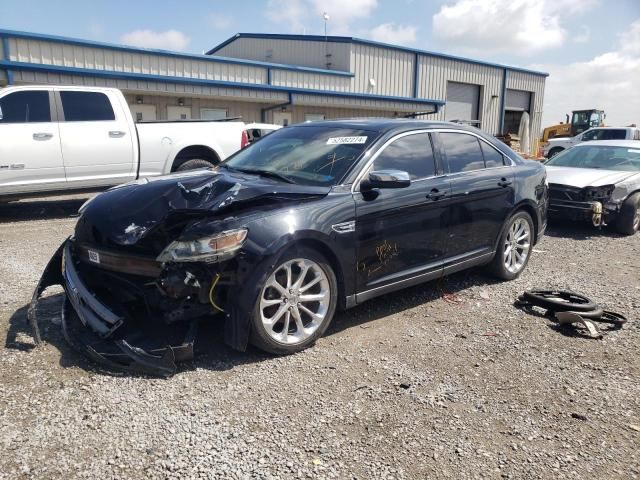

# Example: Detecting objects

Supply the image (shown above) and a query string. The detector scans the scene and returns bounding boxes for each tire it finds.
[175,158,216,172]
[614,192,640,236]
[488,210,534,280]
[553,306,603,320]
[547,147,563,159]
[249,247,338,355]
[521,290,598,312]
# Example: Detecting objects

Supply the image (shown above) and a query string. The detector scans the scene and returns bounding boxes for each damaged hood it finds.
[545,166,640,188]
[75,168,331,248]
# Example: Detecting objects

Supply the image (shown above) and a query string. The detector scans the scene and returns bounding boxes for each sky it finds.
[1,0,639,126]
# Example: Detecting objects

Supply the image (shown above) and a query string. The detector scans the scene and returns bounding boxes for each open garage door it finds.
[445,82,480,124]
[504,89,531,135]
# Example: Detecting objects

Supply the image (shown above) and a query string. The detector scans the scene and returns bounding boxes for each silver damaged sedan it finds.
[545,140,640,235]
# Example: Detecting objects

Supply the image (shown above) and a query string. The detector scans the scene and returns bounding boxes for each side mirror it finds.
[361,170,411,191]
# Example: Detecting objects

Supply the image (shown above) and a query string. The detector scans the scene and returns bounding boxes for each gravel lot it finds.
[1,196,639,480]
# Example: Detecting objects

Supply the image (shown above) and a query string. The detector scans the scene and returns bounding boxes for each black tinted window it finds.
[440,132,484,173]
[60,91,115,121]
[0,91,50,123]
[603,130,626,140]
[480,141,505,168]
[373,133,435,179]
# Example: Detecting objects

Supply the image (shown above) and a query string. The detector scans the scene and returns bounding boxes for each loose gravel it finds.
[1,197,639,479]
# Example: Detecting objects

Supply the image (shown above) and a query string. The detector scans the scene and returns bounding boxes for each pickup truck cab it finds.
[542,126,640,158]
[0,86,249,200]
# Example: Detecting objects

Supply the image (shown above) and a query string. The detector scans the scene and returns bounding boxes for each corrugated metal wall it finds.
[350,44,414,97]
[7,37,268,84]
[418,56,504,134]
[123,94,264,122]
[292,93,434,112]
[506,70,545,149]
[270,69,350,92]
[213,37,351,71]
[265,106,398,124]
[10,70,288,104]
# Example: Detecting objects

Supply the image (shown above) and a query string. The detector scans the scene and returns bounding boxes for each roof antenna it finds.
[323,12,331,69]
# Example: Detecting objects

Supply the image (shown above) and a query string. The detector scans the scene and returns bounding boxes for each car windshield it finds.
[222,125,378,186]
[546,145,640,172]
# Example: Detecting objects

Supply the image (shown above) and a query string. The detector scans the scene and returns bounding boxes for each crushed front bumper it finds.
[28,239,199,377]
[548,199,613,227]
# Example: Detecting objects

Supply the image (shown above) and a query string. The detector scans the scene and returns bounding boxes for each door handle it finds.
[109,130,126,138]
[426,188,447,200]
[498,178,513,187]
[33,132,53,140]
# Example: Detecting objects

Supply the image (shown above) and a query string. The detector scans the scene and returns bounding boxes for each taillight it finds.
[241,130,249,148]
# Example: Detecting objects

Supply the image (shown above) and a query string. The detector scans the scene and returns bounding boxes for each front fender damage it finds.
[28,239,202,377]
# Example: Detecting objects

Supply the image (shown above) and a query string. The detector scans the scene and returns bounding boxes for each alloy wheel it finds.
[503,218,531,274]
[259,258,330,345]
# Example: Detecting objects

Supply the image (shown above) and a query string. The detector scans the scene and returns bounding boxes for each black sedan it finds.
[29,119,548,375]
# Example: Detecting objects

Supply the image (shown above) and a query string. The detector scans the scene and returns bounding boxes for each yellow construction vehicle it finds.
[541,109,605,142]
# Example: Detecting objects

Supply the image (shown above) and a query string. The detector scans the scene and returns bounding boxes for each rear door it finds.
[354,131,450,296]
[57,89,135,187]
[0,89,66,194]
[434,131,514,262]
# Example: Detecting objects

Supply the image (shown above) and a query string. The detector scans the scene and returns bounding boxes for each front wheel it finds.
[249,248,338,355]
[614,192,640,236]
[488,211,534,280]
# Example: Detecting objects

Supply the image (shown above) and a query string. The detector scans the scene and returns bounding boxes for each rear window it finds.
[439,132,485,173]
[0,91,50,123]
[603,130,627,140]
[60,91,115,122]
[480,141,506,168]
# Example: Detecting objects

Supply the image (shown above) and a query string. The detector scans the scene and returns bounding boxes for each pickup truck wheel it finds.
[614,192,640,235]
[175,159,216,171]
[488,211,534,280]
[249,248,338,355]
[547,147,563,158]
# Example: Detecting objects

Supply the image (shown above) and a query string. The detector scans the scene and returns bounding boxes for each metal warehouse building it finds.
[0,30,547,153]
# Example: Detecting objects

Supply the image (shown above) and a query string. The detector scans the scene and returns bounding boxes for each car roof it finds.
[292,118,477,134]
[574,139,640,147]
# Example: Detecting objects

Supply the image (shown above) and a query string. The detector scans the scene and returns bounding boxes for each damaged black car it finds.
[29,119,548,376]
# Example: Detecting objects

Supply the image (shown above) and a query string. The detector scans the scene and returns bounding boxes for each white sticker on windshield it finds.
[326,136,368,145]
[628,149,640,153]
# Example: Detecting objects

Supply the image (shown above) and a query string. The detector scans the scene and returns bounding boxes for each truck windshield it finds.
[546,145,640,172]
[223,125,377,186]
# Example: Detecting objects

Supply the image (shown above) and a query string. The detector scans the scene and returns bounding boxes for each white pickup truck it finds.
[0,85,250,200]
[542,126,640,158]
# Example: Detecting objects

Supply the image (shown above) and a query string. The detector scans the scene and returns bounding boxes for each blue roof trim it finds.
[0,60,445,106]
[209,33,549,78]
[0,29,354,78]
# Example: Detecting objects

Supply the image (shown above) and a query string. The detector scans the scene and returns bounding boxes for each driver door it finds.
[354,131,450,296]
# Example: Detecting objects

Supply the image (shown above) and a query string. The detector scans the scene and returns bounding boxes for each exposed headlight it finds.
[156,228,248,263]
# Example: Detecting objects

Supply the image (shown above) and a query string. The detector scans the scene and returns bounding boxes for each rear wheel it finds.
[614,192,640,236]
[488,211,534,280]
[249,248,338,355]
[175,158,216,171]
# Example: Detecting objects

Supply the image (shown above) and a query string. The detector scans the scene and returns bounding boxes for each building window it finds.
[304,113,325,122]
[200,108,228,120]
